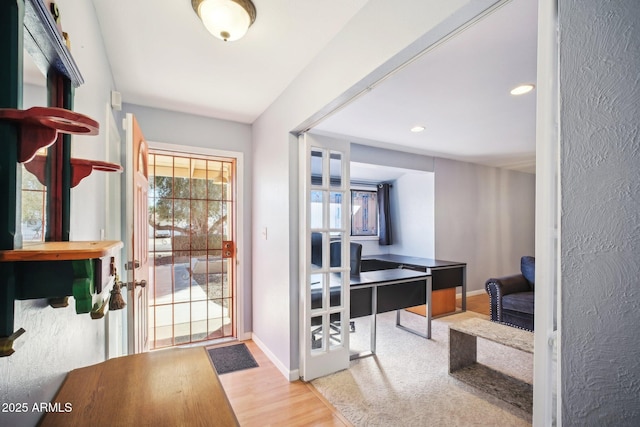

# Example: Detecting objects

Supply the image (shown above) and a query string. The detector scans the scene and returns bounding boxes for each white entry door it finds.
[124,113,150,354]
[299,132,351,381]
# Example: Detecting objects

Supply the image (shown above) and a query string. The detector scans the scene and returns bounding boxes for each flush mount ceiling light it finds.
[410,126,425,133]
[191,0,257,42]
[510,84,535,95]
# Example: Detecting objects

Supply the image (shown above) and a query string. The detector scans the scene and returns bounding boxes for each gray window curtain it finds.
[377,183,392,245]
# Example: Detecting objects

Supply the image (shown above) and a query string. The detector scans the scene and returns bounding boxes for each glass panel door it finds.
[147,151,235,348]
[300,133,350,381]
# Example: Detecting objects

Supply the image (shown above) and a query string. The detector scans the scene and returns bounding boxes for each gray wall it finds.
[389,172,436,259]
[560,0,640,423]
[435,158,535,292]
[122,103,253,335]
[0,0,118,425]
[351,143,435,172]
[351,142,436,258]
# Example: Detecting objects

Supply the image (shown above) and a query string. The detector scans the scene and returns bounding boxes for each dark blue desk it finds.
[344,268,430,359]
[355,255,466,358]
[362,254,467,309]
[314,255,466,359]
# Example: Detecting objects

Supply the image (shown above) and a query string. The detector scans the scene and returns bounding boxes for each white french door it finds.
[299,132,351,381]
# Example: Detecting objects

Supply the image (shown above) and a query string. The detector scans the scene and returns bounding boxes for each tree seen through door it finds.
[147,152,235,348]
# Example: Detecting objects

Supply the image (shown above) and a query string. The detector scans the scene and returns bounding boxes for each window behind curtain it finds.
[351,190,378,236]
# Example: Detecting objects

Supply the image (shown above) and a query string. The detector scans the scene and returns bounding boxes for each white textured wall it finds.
[0,1,117,425]
[434,158,535,292]
[559,0,640,423]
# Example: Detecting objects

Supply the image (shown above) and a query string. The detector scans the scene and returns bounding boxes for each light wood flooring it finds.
[217,340,351,426]
[458,291,490,316]
[218,293,490,426]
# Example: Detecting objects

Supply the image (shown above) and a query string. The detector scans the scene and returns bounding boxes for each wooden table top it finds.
[39,347,239,426]
[0,240,123,262]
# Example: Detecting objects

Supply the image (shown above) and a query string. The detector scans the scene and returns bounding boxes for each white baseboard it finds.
[251,333,299,381]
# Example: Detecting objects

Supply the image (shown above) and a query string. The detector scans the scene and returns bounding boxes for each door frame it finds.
[146,141,247,341]
[293,0,561,423]
[533,0,560,424]
[104,104,125,359]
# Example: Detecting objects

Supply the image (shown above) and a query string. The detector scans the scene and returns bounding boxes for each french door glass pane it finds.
[329,272,342,308]
[311,315,324,351]
[310,273,325,310]
[329,312,343,348]
[310,232,324,270]
[311,149,323,185]
[330,152,342,187]
[311,191,324,228]
[329,192,342,230]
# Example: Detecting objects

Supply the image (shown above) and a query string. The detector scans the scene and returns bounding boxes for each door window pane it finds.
[329,152,342,187]
[311,315,324,351]
[329,234,345,269]
[311,149,323,186]
[329,312,343,348]
[329,192,343,230]
[310,232,324,270]
[310,191,324,228]
[310,273,325,310]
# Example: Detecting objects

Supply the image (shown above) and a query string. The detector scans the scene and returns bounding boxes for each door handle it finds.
[122,279,147,291]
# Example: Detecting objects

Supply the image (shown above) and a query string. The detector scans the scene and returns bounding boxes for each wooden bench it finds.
[448,318,534,413]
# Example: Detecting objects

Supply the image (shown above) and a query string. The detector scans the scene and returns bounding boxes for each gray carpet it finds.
[312,311,533,426]
[207,343,259,375]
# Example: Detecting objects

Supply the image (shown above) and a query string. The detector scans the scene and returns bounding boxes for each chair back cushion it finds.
[521,256,535,290]
[329,241,363,276]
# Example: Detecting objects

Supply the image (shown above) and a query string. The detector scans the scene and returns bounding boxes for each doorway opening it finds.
[147,150,236,349]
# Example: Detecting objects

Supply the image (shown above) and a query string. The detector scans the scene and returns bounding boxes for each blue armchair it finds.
[485,256,535,331]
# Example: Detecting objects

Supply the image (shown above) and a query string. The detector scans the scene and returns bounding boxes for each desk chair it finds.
[330,241,363,276]
[310,233,362,275]
[310,242,362,347]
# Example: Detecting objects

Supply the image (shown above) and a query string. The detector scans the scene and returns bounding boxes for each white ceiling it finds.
[26,0,537,177]
[91,0,369,123]
[314,0,538,173]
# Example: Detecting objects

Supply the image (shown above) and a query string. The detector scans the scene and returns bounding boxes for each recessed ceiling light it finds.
[510,84,535,95]
[410,126,425,133]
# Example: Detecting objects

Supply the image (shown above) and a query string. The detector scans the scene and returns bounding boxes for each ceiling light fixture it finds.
[411,126,425,133]
[191,0,257,42]
[510,84,535,95]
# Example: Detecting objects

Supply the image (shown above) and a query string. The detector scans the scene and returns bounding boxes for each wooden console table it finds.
[39,347,239,426]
